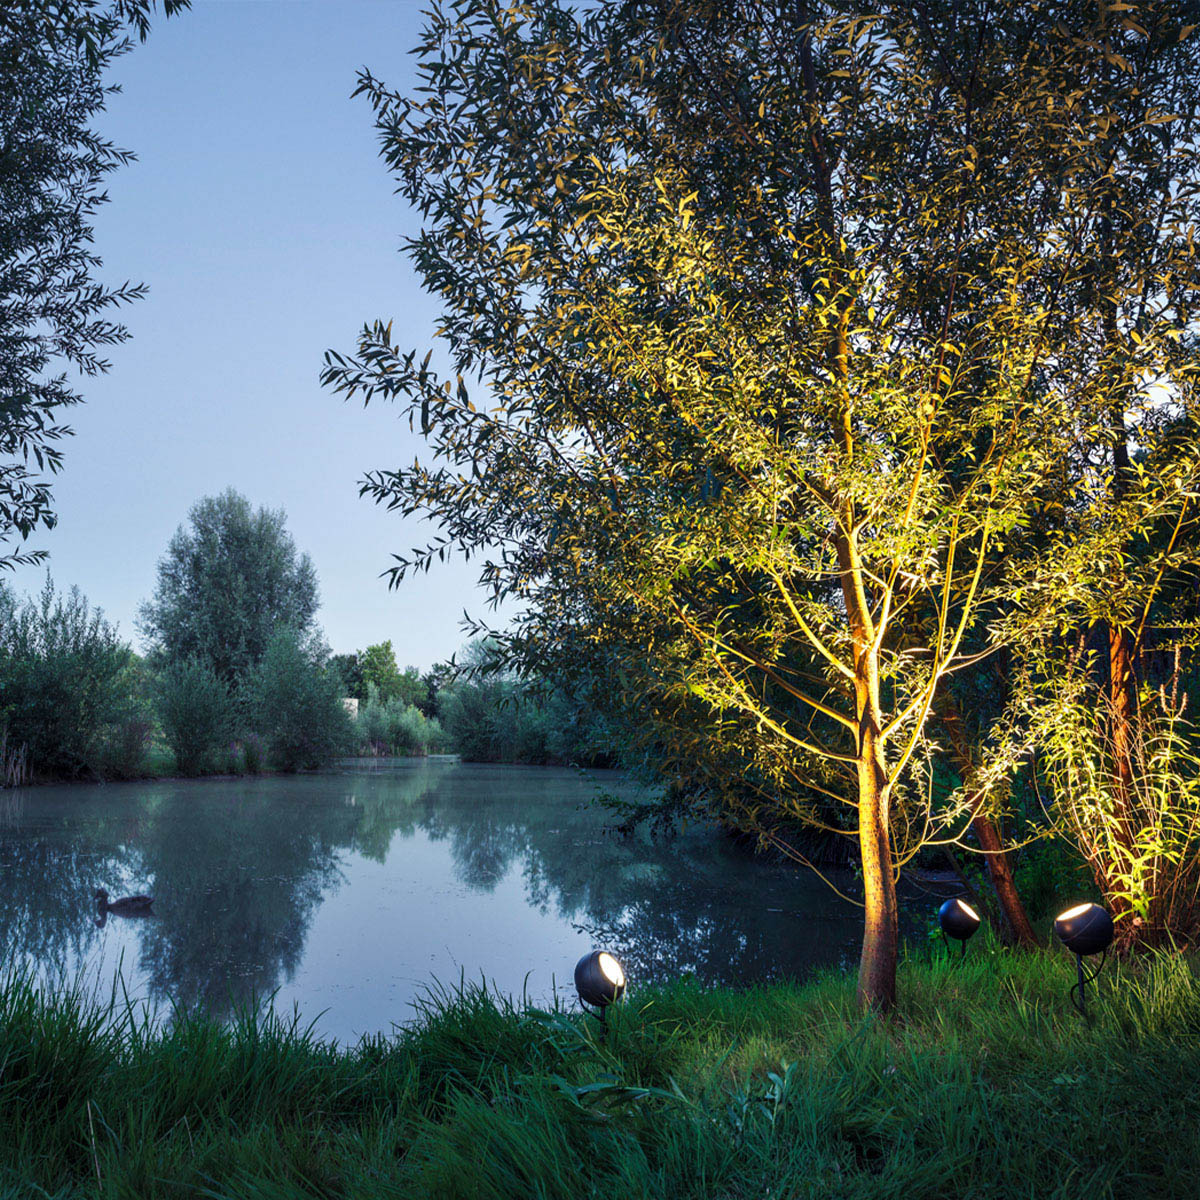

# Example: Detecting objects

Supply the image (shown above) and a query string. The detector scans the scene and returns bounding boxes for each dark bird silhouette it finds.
[93,887,154,916]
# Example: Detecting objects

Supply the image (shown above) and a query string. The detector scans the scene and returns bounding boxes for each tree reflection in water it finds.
[0,762,866,1027]
[0,787,150,975]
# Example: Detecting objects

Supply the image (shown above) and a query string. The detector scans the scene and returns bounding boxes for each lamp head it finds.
[938,897,981,941]
[574,949,626,1008]
[1054,902,1113,956]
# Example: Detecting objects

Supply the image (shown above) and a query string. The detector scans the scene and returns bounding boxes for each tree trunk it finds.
[855,655,898,1011]
[940,702,1039,947]
[972,809,1039,947]
[1106,392,1137,835]
[1103,620,1140,944]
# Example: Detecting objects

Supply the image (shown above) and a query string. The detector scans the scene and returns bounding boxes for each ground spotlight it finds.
[1053,902,1114,1018]
[938,898,981,958]
[574,949,626,1020]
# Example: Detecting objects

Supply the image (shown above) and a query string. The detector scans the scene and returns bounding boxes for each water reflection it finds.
[0,762,871,1041]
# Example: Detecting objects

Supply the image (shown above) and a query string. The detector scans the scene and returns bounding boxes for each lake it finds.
[0,759,876,1044]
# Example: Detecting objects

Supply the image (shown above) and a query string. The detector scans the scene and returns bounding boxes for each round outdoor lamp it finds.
[1054,902,1113,956]
[938,898,981,959]
[1053,902,1114,1017]
[574,950,626,1012]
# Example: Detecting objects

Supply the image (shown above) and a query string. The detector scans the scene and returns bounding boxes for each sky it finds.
[7,0,489,669]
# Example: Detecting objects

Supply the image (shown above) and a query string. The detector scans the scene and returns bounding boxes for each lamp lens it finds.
[598,952,625,987]
[956,899,980,922]
[1057,902,1093,922]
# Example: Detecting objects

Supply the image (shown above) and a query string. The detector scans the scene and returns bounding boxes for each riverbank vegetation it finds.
[2,945,1199,1198]
[333,637,614,765]
[0,574,611,781]
[0,490,356,782]
[425,639,617,767]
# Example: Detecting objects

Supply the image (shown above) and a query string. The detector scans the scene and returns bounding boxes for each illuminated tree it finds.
[327,1,1200,1007]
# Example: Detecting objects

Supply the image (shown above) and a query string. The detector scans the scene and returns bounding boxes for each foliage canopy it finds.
[0,0,187,569]
[138,489,320,683]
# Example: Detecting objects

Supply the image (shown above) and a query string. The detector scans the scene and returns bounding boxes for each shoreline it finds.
[0,752,468,791]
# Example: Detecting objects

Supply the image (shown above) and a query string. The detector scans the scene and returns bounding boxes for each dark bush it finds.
[438,677,613,766]
[242,732,265,775]
[156,658,233,776]
[0,578,135,779]
[246,628,353,771]
[99,714,153,779]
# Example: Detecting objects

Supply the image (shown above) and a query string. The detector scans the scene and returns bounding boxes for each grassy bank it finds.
[3,947,1199,1199]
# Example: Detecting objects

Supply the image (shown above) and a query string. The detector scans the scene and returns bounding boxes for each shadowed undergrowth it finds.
[2,946,1199,1198]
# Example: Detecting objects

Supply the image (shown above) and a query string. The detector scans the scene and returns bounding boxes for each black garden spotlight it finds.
[1053,902,1114,1018]
[938,897,981,959]
[574,950,626,1028]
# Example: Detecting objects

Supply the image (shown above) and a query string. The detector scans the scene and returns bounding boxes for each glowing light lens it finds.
[956,899,980,922]
[1057,902,1094,922]
[598,952,625,987]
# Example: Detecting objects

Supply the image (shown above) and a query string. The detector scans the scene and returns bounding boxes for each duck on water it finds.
[93,888,154,919]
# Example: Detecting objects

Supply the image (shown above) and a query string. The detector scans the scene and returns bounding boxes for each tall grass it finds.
[3,944,1200,1197]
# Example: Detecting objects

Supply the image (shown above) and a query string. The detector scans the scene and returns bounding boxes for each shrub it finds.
[391,703,445,755]
[156,658,233,776]
[96,656,157,779]
[247,627,353,771]
[98,715,153,780]
[0,578,135,779]
[355,684,446,756]
[1042,685,1200,945]
[1,727,29,788]
[220,741,243,775]
[242,732,265,775]
[436,651,614,766]
[437,675,510,762]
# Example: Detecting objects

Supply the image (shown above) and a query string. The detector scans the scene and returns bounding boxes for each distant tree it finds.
[329,652,363,699]
[395,664,426,709]
[359,640,403,701]
[138,489,319,682]
[0,0,187,569]
[247,627,353,771]
[419,660,455,717]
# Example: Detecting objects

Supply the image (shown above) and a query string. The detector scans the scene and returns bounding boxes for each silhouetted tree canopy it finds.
[0,0,187,569]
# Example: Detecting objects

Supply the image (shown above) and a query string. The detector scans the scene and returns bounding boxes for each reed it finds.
[0,727,29,788]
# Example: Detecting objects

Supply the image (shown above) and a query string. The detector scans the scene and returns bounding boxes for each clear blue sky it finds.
[8,0,488,669]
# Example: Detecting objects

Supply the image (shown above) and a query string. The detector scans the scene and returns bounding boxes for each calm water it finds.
[0,760,873,1044]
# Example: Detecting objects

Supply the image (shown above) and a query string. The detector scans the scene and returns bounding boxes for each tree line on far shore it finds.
[0,489,613,785]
